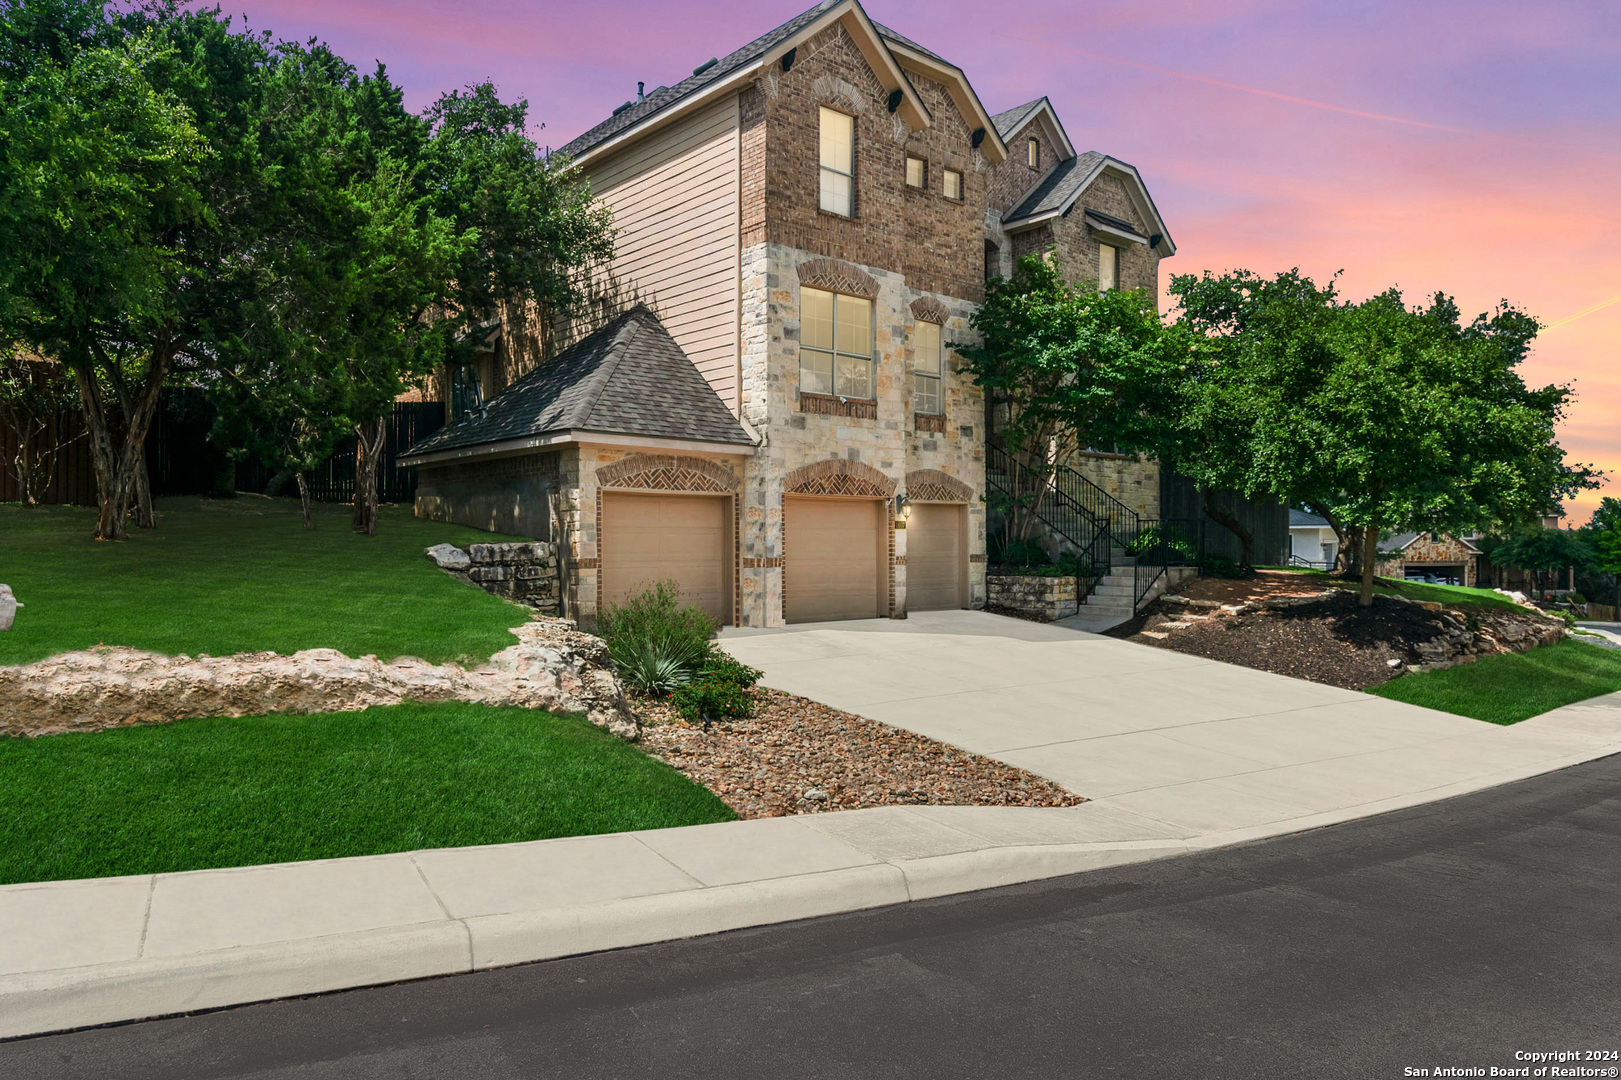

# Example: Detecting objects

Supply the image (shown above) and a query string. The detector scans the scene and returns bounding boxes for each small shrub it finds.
[994,538,1051,569]
[599,582,717,695]
[1570,592,1588,605]
[670,677,754,729]
[700,646,762,690]
[1200,553,1245,579]
[1128,524,1199,563]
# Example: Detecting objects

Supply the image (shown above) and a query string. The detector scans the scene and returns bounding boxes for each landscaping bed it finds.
[1106,570,1566,691]
[0,702,734,886]
[635,688,1083,819]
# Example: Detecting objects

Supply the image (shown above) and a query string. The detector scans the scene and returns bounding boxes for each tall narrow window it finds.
[906,155,926,188]
[913,320,942,415]
[1098,243,1118,291]
[800,287,873,399]
[819,107,854,216]
[1027,136,1040,168]
[943,168,962,200]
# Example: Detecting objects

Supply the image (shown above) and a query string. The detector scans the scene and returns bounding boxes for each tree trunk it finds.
[1201,490,1254,569]
[263,466,295,498]
[129,450,154,529]
[295,471,314,529]
[13,420,46,507]
[351,416,385,537]
[72,342,171,542]
[1359,524,1380,606]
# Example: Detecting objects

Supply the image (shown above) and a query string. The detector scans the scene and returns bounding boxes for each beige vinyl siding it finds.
[587,96,741,408]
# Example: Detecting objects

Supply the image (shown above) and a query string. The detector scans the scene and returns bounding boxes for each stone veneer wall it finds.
[461,542,560,614]
[737,242,987,625]
[987,573,1079,620]
[414,451,559,541]
[1066,452,1161,520]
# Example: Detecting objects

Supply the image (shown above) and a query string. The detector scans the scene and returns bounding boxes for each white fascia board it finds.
[572,64,762,172]
[769,2,930,131]
[884,42,1008,164]
[400,430,756,468]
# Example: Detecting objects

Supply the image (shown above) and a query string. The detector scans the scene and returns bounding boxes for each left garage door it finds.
[601,492,730,623]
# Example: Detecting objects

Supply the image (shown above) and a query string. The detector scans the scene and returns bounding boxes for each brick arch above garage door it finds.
[597,453,737,493]
[905,469,972,503]
[784,459,896,499]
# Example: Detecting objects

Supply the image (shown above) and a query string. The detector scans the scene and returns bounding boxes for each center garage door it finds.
[785,496,886,623]
[600,492,730,623]
[907,503,965,611]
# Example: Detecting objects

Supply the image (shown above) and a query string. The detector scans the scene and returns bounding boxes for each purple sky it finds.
[238,0,1621,519]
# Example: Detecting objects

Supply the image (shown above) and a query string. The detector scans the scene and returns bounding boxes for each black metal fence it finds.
[234,402,445,504]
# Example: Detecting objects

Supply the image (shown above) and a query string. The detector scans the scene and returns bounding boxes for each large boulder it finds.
[0,584,18,631]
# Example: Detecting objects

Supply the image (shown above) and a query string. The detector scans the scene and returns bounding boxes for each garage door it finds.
[601,492,729,623]
[785,497,885,623]
[907,503,964,611]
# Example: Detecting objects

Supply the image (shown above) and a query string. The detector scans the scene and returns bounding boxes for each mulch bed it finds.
[634,688,1083,819]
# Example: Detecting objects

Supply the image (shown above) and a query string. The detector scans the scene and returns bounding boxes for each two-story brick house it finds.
[401,0,1175,628]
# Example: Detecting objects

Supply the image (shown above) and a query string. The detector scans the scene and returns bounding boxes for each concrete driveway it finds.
[721,610,1621,836]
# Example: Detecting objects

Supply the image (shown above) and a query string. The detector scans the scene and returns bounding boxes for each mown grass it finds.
[0,498,533,666]
[0,703,735,885]
[1263,566,1524,613]
[1368,638,1621,725]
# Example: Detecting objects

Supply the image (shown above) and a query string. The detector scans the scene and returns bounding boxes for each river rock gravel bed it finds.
[635,688,1083,819]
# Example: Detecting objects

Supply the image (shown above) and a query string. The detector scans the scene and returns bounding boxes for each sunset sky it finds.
[240,0,1620,520]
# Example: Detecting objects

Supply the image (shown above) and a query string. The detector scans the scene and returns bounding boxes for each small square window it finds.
[906,155,926,188]
[943,168,962,200]
[1027,137,1039,168]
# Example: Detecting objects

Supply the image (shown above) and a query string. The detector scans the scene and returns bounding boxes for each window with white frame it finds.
[906,155,925,189]
[800,286,873,398]
[1098,243,1119,291]
[943,167,962,200]
[818,107,854,216]
[1027,136,1040,168]
[912,320,943,415]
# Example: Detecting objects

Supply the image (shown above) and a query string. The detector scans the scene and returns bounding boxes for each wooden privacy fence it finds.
[2,396,444,506]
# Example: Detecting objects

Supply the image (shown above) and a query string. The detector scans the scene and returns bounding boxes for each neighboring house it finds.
[1377,532,1483,587]
[1288,509,1338,569]
[400,0,1175,627]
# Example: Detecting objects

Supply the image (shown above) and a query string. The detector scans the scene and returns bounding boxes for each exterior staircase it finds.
[1081,548,1199,621]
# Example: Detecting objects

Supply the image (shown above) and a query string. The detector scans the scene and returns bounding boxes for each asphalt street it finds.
[7,753,1620,1080]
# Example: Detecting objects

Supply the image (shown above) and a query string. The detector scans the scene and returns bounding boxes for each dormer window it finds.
[943,168,962,200]
[906,155,926,189]
[819,107,854,216]
[1099,243,1119,291]
[1027,136,1039,168]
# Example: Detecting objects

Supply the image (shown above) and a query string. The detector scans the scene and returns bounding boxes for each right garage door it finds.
[785,496,885,623]
[907,503,965,611]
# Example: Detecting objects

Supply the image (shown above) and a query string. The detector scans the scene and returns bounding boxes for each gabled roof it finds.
[989,96,1076,160]
[1384,532,1483,555]
[1002,151,1177,257]
[1289,509,1331,528]
[400,306,753,462]
[558,1,1007,167]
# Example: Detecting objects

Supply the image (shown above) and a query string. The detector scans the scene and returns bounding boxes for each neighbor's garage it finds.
[600,492,731,623]
[906,503,966,611]
[785,496,887,623]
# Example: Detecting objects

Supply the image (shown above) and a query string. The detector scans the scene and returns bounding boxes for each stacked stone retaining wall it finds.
[987,573,1080,621]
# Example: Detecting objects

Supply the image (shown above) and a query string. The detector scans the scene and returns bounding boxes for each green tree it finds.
[1582,498,1621,609]
[1170,269,1596,602]
[0,347,79,505]
[958,254,1183,553]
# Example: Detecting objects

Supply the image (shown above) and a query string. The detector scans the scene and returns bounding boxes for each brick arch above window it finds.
[595,454,737,493]
[797,258,879,300]
[909,295,950,325]
[905,469,973,504]
[784,459,896,499]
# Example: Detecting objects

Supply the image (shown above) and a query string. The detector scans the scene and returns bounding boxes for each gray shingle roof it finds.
[1289,509,1331,528]
[401,306,753,460]
[558,2,951,162]
[990,98,1045,142]
[1003,150,1105,225]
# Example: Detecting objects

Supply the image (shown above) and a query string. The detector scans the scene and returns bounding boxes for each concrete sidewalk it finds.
[4,612,1619,1040]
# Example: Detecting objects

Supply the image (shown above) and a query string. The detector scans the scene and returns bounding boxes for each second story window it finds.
[1027,136,1040,168]
[819,107,854,216]
[800,286,873,399]
[943,168,962,200]
[906,155,926,188]
[1099,243,1119,291]
[912,320,943,415]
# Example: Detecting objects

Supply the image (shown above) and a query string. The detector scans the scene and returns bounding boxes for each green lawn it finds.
[1368,639,1621,724]
[0,703,734,885]
[0,498,533,666]
[1263,566,1524,612]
